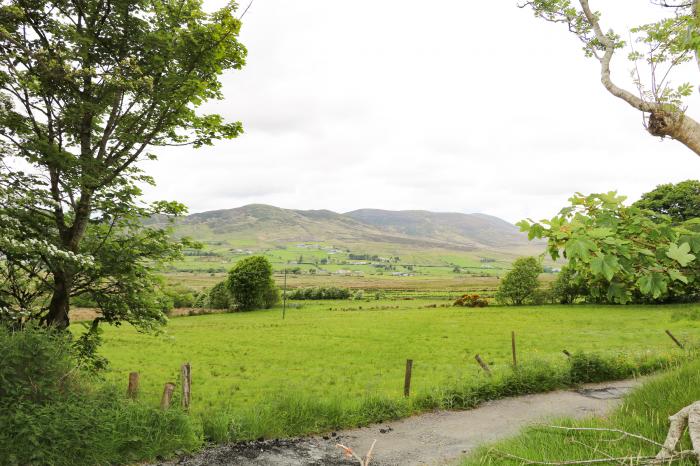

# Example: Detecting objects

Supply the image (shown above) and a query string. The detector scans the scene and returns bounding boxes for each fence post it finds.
[665,330,685,349]
[511,331,517,368]
[127,372,139,399]
[160,382,176,409]
[181,363,192,410]
[403,359,413,397]
[475,354,492,376]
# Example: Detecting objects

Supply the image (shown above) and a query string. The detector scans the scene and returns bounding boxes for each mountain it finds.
[157,204,541,254]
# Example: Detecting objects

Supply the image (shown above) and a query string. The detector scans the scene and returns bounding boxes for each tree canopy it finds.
[522,0,700,157]
[496,256,542,305]
[226,256,278,311]
[633,179,700,223]
[0,0,246,330]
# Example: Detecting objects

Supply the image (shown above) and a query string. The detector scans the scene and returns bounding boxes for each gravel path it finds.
[155,378,643,466]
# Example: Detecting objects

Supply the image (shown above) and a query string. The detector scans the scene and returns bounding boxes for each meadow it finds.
[97,299,700,441]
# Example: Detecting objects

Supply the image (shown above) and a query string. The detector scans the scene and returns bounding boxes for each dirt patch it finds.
[154,378,644,466]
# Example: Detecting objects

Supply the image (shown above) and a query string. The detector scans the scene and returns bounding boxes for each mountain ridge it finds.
[158,204,542,254]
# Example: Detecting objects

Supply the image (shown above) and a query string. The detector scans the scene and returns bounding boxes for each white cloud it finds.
[142,0,700,223]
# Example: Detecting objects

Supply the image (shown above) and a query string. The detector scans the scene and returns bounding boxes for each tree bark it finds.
[45,271,71,329]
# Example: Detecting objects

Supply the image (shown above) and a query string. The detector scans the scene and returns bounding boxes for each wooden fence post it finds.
[181,363,192,410]
[475,354,492,376]
[127,372,139,399]
[511,331,517,368]
[403,359,413,397]
[665,330,685,349]
[160,382,176,409]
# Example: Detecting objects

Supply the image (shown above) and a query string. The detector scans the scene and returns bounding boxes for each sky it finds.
[141,0,700,223]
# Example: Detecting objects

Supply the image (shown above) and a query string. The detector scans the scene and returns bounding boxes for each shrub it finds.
[286,287,351,300]
[0,326,202,465]
[227,256,278,311]
[193,290,209,308]
[496,257,542,305]
[162,283,197,308]
[549,266,587,304]
[208,281,232,310]
[453,294,489,307]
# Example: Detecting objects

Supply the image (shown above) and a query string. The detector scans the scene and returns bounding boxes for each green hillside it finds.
[153,204,547,281]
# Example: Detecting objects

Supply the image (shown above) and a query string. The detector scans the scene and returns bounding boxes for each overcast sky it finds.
[141,0,699,223]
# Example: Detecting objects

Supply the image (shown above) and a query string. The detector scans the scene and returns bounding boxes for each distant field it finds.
[97,301,698,439]
[162,240,554,282]
[164,270,510,292]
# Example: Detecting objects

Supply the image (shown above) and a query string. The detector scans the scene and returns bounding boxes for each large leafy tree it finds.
[0,0,246,329]
[226,256,278,311]
[633,179,700,223]
[519,192,700,304]
[521,0,700,157]
[496,256,542,305]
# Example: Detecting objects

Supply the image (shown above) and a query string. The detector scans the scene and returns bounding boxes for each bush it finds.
[496,257,542,305]
[286,287,351,300]
[453,294,489,307]
[208,281,232,310]
[0,326,202,465]
[227,256,278,311]
[549,266,587,304]
[162,283,197,308]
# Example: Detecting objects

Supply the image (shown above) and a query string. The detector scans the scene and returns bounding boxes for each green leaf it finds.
[588,227,613,239]
[666,242,696,267]
[607,282,631,304]
[590,254,619,281]
[637,273,668,299]
[565,238,596,261]
[668,269,689,284]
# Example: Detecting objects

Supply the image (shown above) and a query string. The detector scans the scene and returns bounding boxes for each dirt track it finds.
[154,378,642,466]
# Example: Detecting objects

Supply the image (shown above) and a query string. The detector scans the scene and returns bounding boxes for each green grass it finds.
[95,301,700,442]
[461,357,700,465]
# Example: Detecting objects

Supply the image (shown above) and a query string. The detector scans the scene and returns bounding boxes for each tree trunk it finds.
[648,110,700,156]
[45,271,71,329]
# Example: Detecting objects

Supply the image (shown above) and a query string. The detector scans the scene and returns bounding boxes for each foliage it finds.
[162,284,198,309]
[633,179,700,223]
[227,256,278,311]
[207,281,231,310]
[496,257,542,305]
[0,0,246,329]
[286,287,351,300]
[0,326,201,465]
[518,192,700,304]
[453,294,488,307]
[549,266,588,304]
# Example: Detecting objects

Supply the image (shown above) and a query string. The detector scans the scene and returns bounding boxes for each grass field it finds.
[96,300,699,441]
[461,357,700,465]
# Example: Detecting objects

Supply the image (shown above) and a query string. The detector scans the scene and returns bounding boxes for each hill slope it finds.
[161,204,540,254]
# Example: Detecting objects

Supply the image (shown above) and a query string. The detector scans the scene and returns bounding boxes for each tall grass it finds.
[0,327,202,466]
[461,357,700,465]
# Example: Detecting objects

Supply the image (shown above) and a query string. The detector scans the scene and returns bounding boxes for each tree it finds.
[633,180,700,223]
[521,0,700,157]
[226,256,278,311]
[0,0,246,329]
[550,266,587,304]
[208,281,231,310]
[518,192,700,304]
[496,256,542,305]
